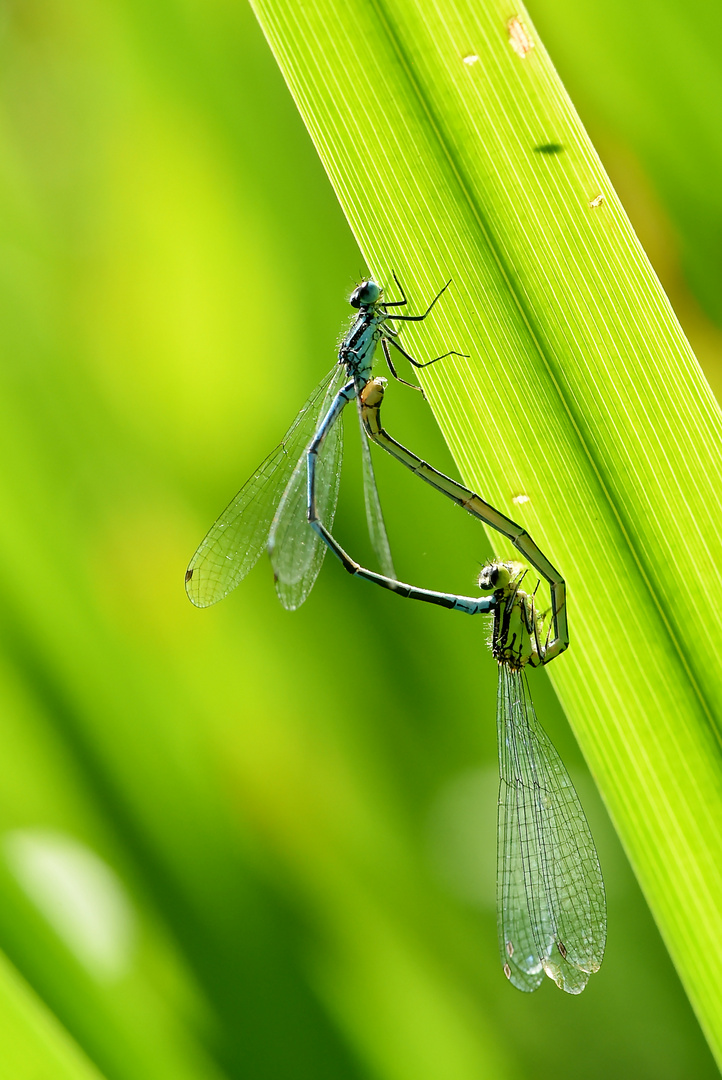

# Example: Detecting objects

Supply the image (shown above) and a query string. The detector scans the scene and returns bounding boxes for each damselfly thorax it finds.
[480,561,548,671]
[339,287,387,385]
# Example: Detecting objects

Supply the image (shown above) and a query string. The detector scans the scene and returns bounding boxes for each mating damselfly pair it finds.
[185,277,606,994]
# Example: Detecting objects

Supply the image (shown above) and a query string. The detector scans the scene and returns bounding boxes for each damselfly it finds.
[312,380,606,993]
[185,279,464,610]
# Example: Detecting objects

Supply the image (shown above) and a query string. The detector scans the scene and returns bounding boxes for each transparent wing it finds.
[497,667,551,992]
[185,365,342,608]
[269,374,345,611]
[497,667,606,994]
[357,394,396,579]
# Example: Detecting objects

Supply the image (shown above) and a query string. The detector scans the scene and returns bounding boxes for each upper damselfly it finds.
[185,278,464,610]
[311,378,606,993]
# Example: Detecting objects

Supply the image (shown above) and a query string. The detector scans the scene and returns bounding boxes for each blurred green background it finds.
[0,0,719,1077]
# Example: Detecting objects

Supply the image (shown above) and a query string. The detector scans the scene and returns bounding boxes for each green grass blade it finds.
[0,949,107,1080]
[249,0,722,1056]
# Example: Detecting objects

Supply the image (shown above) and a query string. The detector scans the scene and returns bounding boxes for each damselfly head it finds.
[478,560,525,594]
[350,279,383,309]
[478,561,512,593]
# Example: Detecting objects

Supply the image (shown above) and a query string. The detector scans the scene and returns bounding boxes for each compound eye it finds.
[479,562,511,592]
[350,280,382,309]
[478,566,494,591]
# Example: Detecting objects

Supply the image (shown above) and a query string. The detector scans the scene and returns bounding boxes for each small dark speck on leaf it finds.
[535,143,564,155]
[185,569,193,582]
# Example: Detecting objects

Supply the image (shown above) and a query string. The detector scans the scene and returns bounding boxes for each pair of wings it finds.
[185,365,395,611]
[496,667,607,993]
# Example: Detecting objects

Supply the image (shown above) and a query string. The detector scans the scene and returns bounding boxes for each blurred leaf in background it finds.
[0,1,718,1079]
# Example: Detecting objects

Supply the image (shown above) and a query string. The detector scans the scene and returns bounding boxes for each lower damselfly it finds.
[185,278,464,610]
[311,381,606,993]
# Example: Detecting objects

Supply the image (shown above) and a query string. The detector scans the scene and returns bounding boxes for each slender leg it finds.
[312,513,496,616]
[524,578,546,667]
[385,279,452,322]
[381,338,425,394]
[382,271,409,307]
[386,334,468,369]
[360,378,568,659]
